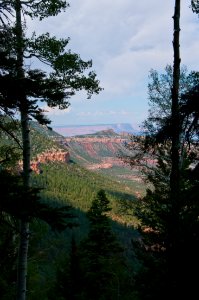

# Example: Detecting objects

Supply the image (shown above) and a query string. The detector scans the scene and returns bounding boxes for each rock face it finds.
[19,150,70,174]
[65,137,124,143]
[35,150,70,164]
[63,135,129,171]
[32,150,70,173]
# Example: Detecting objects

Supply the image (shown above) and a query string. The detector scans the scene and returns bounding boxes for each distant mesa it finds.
[53,123,138,137]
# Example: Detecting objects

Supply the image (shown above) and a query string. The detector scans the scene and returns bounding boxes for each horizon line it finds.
[53,122,134,128]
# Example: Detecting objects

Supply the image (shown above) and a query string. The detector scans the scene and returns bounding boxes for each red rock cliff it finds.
[19,150,70,174]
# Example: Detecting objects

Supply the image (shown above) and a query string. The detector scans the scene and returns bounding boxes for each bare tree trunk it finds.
[16,221,29,300]
[169,0,181,294]
[15,1,31,299]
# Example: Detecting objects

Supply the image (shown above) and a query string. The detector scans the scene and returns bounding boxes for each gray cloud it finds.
[27,1,199,126]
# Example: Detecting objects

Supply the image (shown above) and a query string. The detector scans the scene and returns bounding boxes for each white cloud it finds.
[76,109,132,117]
[27,0,199,126]
[41,105,71,116]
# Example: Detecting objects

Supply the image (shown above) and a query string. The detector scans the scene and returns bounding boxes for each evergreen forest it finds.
[0,1,199,299]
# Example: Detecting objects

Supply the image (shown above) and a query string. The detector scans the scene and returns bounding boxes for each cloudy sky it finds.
[28,0,199,129]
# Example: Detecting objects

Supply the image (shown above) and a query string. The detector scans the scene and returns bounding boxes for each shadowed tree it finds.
[0,167,78,299]
[120,1,199,297]
[48,235,83,300]
[191,0,199,14]
[0,1,102,299]
[79,190,124,300]
[169,0,181,293]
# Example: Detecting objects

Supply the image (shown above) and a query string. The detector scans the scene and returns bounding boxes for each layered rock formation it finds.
[19,150,70,174]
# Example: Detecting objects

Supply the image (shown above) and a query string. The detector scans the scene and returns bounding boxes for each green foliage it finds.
[191,0,199,14]
[50,191,135,300]
[0,115,21,167]
[0,168,76,230]
[0,1,151,294]
[83,190,122,256]
[64,133,144,196]
[21,0,69,20]
[48,236,82,300]
[35,162,136,220]
[0,167,78,300]
[120,66,199,298]
[0,111,139,299]
[130,148,199,299]
[0,222,18,300]
[27,160,138,299]
[0,1,102,128]
[144,65,199,140]
[78,190,132,300]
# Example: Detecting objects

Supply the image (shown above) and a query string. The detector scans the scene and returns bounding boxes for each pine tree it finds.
[191,0,199,14]
[120,1,199,297]
[0,1,102,299]
[79,190,123,300]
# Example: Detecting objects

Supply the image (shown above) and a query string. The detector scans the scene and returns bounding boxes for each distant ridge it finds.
[53,123,138,137]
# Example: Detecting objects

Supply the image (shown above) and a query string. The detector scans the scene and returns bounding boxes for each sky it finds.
[28,0,199,130]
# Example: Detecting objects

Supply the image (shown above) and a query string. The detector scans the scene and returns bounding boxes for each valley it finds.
[0,120,144,298]
[55,128,146,196]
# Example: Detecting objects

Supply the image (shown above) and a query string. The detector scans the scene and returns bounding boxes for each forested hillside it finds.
[1,1,199,300]
[59,129,145,196]
[0,120,140,299]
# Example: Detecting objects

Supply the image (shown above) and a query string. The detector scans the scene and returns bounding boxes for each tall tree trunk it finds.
[169,0,181,294]
[16,221,29,300]
[15,1,31,299]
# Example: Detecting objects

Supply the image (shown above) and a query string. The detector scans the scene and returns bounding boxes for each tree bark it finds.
[169,0,181,294]
[16,221,29,300]
[15,1,31,299]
